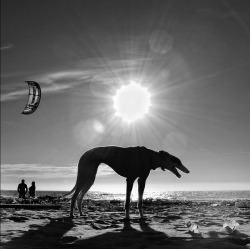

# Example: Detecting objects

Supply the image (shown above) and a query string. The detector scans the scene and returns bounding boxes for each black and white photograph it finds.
[1,0,250,248]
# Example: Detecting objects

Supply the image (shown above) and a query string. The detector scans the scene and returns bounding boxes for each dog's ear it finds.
[169,155,181,164]
[159,150,171,160]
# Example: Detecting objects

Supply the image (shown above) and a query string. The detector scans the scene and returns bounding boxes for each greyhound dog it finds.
[64,146,190,219]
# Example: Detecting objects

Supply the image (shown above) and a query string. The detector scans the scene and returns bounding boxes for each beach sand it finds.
[1,197,250,249]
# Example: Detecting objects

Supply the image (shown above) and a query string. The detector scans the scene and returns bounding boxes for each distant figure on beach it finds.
[29,181,36,198]
[64,146,190,219]
[17,179,28,198]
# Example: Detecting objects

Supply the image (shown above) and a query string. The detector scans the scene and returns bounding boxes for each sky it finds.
[1,0,250,193]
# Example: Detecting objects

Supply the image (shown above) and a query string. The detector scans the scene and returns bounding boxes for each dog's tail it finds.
[62,184,76,198]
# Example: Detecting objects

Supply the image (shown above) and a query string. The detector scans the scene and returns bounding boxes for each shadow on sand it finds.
[2,215,250,249]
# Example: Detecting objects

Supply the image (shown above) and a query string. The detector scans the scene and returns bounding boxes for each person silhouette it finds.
[17,179,28,198]
[29,181,36,198]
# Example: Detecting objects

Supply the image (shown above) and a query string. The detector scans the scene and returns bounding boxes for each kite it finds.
[22,81,41,115]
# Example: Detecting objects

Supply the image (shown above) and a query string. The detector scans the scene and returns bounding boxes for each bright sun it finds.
[113,81,151,123]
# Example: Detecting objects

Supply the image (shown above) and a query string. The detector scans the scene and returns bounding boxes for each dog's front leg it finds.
[125,178,135,219]
[138,177,146,219]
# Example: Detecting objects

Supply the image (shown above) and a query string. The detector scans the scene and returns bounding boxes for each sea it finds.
[1,190,250,201]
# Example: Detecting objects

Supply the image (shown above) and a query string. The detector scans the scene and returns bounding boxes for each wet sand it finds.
[1,196,250,249]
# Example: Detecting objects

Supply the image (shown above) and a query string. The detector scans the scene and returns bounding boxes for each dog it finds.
[64,146,190,219]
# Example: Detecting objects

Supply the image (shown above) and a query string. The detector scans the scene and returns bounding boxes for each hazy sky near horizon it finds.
[1,0,250,192]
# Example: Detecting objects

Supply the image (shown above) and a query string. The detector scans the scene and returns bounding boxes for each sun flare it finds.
[113,81,151,123]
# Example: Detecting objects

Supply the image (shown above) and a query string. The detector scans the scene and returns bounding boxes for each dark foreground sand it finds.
[0,196,250,249]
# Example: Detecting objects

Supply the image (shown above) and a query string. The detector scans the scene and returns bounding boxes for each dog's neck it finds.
[151,151,163,170]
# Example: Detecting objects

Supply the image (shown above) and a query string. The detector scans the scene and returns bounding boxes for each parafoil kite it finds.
[22,81,41,115]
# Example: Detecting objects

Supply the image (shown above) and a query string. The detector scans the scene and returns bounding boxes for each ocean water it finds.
[1,190,250,201]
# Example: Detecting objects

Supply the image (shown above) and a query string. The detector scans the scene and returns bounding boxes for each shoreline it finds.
[1,189,250,202]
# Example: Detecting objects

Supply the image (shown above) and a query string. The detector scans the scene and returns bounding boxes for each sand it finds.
[0,196,250,249]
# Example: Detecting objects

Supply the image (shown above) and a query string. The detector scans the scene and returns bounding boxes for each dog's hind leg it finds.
[70,186,82,217]
[76,172,97,216]
[76,190,85,216]
[70,156,99,217]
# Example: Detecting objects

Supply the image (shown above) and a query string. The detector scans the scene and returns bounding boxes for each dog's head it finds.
[159,151,190,178]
